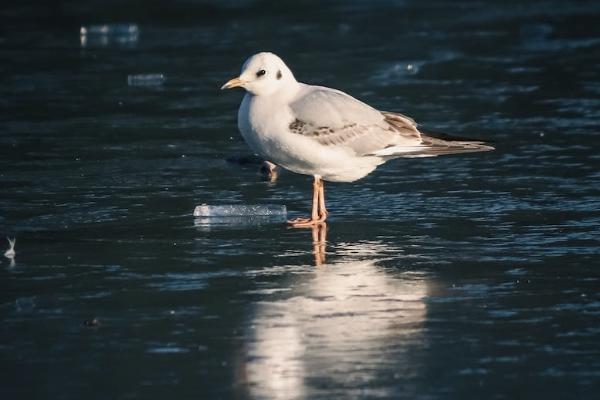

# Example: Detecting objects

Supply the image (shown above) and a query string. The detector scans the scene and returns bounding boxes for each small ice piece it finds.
[80,24,139,47]
[4,237,15,259]
[194,204,287,218]
[194,215,284,229]
[127,74,166,86]
[80,24,139,36]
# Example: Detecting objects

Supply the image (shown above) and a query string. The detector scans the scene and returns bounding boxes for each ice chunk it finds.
[193,204,287,228]
[127,74,166,86]
[193,204,287,218]
[80,24,139,47]
[194,215,284,229]
[80,24,139,35]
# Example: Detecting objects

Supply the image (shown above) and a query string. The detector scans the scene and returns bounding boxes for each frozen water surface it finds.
[1,1,599,399]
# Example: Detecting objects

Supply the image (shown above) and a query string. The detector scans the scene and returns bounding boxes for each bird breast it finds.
[238,93,294,158]
[236,92,380,182]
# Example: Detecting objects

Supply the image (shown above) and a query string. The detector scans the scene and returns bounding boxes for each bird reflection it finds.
[236,231,430,399]
[311,222,327,266]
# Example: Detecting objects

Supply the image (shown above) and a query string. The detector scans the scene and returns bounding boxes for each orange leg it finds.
[318,179,328,220]
[288,176,326,227]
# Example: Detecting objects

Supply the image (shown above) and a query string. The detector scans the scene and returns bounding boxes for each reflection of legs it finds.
[311,222,327,266]
[288,176,327,227]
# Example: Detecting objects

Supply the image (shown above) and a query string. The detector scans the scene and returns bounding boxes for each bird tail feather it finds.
[374,130,494,158]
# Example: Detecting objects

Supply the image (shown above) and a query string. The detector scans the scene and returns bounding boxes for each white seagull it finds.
[222,52,493,227]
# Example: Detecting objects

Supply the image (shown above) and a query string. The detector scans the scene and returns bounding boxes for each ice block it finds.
[80,24,139,35]
[193,204,287,218]
[80,24,139,47]
[127,74,166,86]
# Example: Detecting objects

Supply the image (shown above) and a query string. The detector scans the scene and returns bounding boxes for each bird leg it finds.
[318,178,328,220]
[260,161,278,182]
[288,176,326,227]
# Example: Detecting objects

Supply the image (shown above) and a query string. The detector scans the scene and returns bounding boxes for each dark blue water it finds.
[1,1,599,399]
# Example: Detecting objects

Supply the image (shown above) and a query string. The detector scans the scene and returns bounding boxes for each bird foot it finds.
[287,216,326,228]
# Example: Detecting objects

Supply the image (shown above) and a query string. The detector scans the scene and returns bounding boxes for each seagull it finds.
[222,52,493,227]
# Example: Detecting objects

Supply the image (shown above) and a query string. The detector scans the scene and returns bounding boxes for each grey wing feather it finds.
[288,87,493,158]
[288,88,422,156]
[416,132,494,156]
[381,111,417,127]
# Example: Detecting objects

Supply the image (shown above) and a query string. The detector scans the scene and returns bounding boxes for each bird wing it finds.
[288,86,422,156]
[288,85,493,158]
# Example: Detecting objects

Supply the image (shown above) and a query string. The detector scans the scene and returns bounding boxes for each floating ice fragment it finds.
[193,204,287,218]
[193,204,287,227]
[80,24,139,35]
[127,74,166,86]
[193,216,285,229]
[80,24,139,47]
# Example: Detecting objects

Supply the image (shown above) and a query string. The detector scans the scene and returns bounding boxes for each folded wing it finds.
[288,85,493,158]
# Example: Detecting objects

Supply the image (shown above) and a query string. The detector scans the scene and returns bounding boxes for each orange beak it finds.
[220,77,244,90]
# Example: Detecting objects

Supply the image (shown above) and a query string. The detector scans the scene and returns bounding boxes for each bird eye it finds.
[256,69,266,77]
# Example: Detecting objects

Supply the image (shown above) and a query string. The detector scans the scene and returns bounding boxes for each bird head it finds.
[221,52,296,96]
